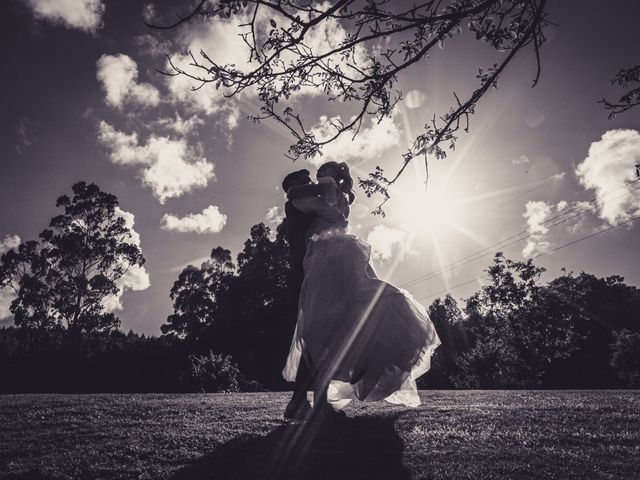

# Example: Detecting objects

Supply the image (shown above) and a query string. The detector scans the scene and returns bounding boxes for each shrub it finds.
[185,351,240,393]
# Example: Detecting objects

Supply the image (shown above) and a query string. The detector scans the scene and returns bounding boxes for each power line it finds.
[416,212,640,302]
[405,184,640,288]
[402,178,640,289]
[474,174,561,218]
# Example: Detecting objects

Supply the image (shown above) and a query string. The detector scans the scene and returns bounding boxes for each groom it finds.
[282,169,316,419]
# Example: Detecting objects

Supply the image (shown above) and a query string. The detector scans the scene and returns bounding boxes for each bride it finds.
[282,161,441,415]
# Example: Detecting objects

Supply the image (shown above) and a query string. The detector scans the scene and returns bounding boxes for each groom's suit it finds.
[284,196,315,400]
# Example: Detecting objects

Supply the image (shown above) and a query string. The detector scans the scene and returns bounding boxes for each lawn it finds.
[1,391,638,479]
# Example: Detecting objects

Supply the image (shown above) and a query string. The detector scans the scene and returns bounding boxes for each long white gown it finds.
[282,178,441,409]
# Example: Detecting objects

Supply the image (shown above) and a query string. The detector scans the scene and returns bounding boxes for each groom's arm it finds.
[291,197,346,223]
[287,183,327,200]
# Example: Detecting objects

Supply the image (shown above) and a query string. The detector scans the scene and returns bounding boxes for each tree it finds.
[544,272,640,388]
[455,253,581,388]
[162,221,297,389]
[151,0,549,212]
[162,247,236,342]
[422,294,468,388]
[600,65,640,118]
[0,182,145,334]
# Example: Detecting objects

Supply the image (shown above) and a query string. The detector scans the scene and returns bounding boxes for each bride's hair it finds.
[317,161,356,205]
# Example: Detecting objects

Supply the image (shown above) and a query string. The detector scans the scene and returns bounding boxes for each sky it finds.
[1,0,639,335]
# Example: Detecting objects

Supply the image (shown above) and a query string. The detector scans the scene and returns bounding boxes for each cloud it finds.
[102,208,150,312]
[163,15,249,119]
[15,117,35,155]
[265,206,284,226]
[512,155,530,166]
[0,235,21,254]
[0,288,15,321]
[161,206,227,234]
[163,4,366,123]
[25,0,105,33]
[97,54,160,109]
[0,235,21,320]
[307,114,401,167]
[154,114,204,136]
[576,129,640,225]
[98,121,215,203]
[366,225,408,263]
[264,206,284,239]
[522,201,553,257]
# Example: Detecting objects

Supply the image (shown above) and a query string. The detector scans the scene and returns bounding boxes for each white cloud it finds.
[0,235,21,254]
[102,208,150,312]
[97,54,160,109]
[0,235,21,320]
[164,15,249,118]
[522,201,552,257]
[265,206,284,225]
[0,289,15,321]
[164,4,367,125]
[366,225,408,263]
[15,117,35,155]
[264,206,284,239]
[96,122,145,166]
[25,0,105,33]
[308,114,401,167]
[512,155,530,166]
[576,129,640,225]
[522,196,599,258]
[161,206,227,234]
[154,114,204,135]
[98,121,215,203]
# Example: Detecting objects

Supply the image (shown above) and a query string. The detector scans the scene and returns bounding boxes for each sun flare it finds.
[387,178,464,236]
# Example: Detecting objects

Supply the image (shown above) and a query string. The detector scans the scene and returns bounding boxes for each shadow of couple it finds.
[171,413,412,479]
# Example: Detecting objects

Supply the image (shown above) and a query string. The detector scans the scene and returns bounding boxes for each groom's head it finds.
[282,169,312,193]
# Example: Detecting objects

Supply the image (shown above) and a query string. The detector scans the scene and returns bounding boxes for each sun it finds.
[386,177,463,235]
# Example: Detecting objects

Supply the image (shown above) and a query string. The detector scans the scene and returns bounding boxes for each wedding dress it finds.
[282,177,440,409]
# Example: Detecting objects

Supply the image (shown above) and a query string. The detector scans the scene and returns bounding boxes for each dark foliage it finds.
[0,327,188,393]
[2,216,639,391]
[420,253,640,389]
[600,65,640,118]
[162,221,297,390]
[0,182,145,333]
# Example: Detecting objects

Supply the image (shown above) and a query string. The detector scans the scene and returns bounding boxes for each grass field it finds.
[1,391,638,479]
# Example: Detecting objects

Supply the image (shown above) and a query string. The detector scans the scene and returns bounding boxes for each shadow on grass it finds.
[171,413,411,480]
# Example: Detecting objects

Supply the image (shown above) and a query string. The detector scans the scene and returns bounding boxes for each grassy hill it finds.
[1,391,638,479]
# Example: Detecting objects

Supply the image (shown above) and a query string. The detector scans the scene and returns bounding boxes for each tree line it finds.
[1,182,639,392]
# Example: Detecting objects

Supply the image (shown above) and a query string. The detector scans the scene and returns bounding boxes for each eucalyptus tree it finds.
[0,182,145,333]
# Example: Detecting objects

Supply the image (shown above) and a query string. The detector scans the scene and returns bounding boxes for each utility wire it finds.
[402,178,640,289]
[405,184,640,288]
[474,174,561,218]
[416,212,640,301]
